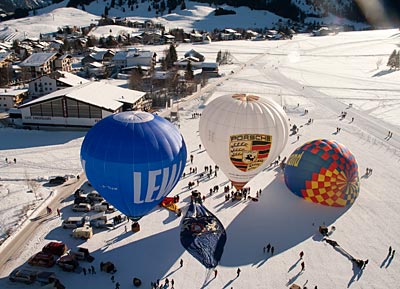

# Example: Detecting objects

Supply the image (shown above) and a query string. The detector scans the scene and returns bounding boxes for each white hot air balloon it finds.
[199,93,289,189]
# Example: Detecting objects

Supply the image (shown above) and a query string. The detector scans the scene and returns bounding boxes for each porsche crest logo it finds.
[230,134,272,172]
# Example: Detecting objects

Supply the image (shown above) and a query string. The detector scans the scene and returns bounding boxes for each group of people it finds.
[82,265,96,275]
[365,167,373,176]
[385,131,394,140]
[4,157,17,164]
[263,243,275,255]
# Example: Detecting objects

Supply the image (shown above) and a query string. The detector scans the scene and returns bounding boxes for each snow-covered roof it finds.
[190,32,202,38]
[224,28,237,33]
[184,49,204,57]
[19,52,58,67]
[163,34,175,39]
[90,50,115,61]
[52,39,64,45]
[0,87,28,96]
[88,61,103,68]
[19,82,145,111]
[54,71,89,86]
[126,50,153,59]
[58,54,71,60]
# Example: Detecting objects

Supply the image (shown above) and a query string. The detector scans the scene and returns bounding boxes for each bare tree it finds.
[24,169,40,200]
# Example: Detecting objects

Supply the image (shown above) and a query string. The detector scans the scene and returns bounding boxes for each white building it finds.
[19,81,146,128]
[112,48,156,69]
[0,87,28,111]
[28,71,89,98]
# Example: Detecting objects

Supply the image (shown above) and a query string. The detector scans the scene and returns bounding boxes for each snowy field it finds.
[1,26,400,289]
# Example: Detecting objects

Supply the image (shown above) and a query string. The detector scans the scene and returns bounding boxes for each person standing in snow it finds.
[301,261,305,271]
[237,268,241,277]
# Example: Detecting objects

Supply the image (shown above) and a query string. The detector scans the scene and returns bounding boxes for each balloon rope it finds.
[200,268,213,288]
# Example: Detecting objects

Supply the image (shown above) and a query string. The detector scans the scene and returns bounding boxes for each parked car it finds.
[56,255,79,272]
[36,271,57,285]
[42,242,68,256]
[8,268,37,284]
[90,219,114,229]
[70,247,95,262]
[74,189,85,198]
[74,188,84,198]
[72,226,93,239]
[93,202,115,213]
[62,216,85,229]
[87,192,104,203]
[28,252,55,268]
[72,203,91,212]
[74,196,91,205]
[48,176,67,185]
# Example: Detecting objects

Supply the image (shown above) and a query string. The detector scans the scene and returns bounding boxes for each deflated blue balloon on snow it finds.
[180,201,227,268]
[81,111,187,221]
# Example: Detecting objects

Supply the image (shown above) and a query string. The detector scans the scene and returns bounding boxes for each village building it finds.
[81,49,115,66]
[54,54,73,72]
[19,52,58,77]
[112,48,156,70]
[0,87,28,111]
[28,71,89,98]
[18,81,147,128]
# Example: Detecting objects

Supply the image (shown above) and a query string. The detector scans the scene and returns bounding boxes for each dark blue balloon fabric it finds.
[81,111,187,220]
[180,201,227,268]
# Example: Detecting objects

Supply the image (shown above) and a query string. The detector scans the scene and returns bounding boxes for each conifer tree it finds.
[168,44,178,64]
[185,61,194,80]
[387,49,397,69]
[180,1,186,10]
[216,50,222,64]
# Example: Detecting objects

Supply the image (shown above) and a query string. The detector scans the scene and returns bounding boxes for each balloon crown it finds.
[113,111,154,123]
[232,93,259,102]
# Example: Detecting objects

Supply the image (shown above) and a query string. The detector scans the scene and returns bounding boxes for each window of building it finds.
[30,98,63,117]
[66,98,102,118]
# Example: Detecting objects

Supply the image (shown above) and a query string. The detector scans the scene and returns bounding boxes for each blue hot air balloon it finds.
[81,111,187,221]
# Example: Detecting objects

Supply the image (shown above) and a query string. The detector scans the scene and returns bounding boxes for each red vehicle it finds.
[28,252,55,268]
[42,242,68,256]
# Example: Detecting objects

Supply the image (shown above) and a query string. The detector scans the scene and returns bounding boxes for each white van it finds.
[62,217,85,229]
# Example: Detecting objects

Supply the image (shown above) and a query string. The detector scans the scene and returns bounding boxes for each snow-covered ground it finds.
[1,27,400,288]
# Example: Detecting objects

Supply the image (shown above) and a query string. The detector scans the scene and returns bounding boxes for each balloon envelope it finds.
[199,93,289,189]
[284,139,360,207]
[180,201,227,269]
[81,111,187,221]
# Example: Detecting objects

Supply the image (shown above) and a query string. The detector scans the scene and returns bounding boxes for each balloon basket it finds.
[131,222,141,232]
